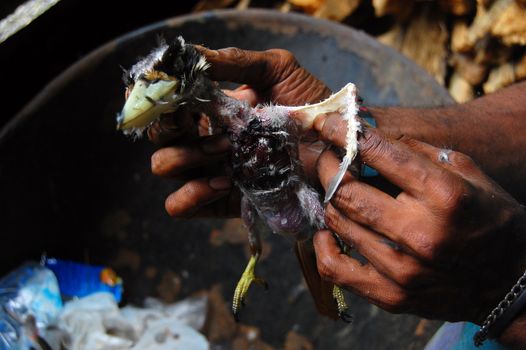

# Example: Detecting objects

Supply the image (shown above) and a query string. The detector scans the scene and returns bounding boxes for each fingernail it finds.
[202,136,231,154]
[209,176,232,190]
[313,113,327,132]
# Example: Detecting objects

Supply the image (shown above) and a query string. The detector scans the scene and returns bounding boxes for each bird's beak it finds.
[116,79,179,130]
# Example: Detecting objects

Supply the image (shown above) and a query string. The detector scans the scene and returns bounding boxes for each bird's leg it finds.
[331,233,352,322]
[297,184,351,321]
[232,197,268,320]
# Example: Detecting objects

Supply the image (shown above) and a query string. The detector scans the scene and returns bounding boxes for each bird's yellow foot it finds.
[333,285,352,323]
[232,254,268,321]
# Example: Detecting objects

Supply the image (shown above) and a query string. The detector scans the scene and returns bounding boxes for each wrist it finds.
[368,106,455,148]
[501,212,526,348]
[498,308,526,347]
[479,209,526,347]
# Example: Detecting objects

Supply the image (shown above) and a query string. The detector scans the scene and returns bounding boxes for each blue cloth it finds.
[425,322,509,350]
[360,112,379,177]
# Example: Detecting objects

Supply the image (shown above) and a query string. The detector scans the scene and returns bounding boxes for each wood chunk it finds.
[236,0,251,9]
[473,37,513,65]
[515,54,526,79]
[438,0,475,15]
[372,0,414,18]
[491,0,526,46]
[449,73,475,102]
[289,0,361,20]
[483,63,515,93]
[288,0,324,13]
[377,23,405,50]
[377,7,448,84]
[315,0,361,20]
[284,330,314,350]
[193,0,237,11]
[451,20,472,53]
[449,53,488,85]
[483,53,526,93]
[464,0,514,50]
[399,7,448,85]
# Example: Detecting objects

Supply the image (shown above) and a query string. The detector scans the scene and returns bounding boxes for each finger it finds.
[318,149,401,235]
[197,47,291,88]
[317,148,353,187]
[325,125,458,201]
[148,109,198,146]
[164,177,234,218]
[181,187,242,218]
[313,230,410,313]
[398,137,485,180]
[223,87,259,107]
[299,141,325,182]
[313,112,347,149]
[151,135,231,177]
[324,205,438,289]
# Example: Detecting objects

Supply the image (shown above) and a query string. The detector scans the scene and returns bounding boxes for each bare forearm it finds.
[372,81,526,202]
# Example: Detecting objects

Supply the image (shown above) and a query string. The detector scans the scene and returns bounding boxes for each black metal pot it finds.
[0,9,453,349]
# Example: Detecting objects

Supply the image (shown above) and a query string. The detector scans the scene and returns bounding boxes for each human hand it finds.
[148,47,331,218]
[312,112,526,325]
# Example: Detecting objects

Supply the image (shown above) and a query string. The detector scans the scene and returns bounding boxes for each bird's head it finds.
[116,37,211,136]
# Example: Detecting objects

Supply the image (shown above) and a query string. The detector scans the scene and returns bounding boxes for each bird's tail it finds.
[295,238,339,320]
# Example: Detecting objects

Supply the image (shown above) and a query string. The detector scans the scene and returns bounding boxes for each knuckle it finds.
[395,265,424,288]
[317,254,338,282]
[449,150,475,168]
[265,49,299,80]
[397,135,418,146]
[324,205,349,234]
[359,130,390,164]
[321,114,348,146]
[435,176,474,217]
[266,49,297,65]
[412,232,447,262]
[334,184,382,228]
[382,290,409,313]
[227,47,249,62]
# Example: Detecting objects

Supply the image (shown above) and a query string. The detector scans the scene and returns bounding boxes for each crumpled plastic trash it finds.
[55,292,208,350]
[0,262,62,350]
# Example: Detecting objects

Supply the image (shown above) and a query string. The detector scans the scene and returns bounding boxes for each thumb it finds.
[313,112,348,149]
[196,46,285,88]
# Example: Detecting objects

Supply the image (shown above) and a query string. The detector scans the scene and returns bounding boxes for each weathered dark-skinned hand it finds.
[312,113,526,347]
[148,47,331,218]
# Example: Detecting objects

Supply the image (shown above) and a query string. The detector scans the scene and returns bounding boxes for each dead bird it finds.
[116,37,362,321]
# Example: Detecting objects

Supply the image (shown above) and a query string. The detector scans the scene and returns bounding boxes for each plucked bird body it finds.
[117,37,361,321]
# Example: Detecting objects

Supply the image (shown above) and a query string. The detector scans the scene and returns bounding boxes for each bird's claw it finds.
[232,255,267,321]
[339,311,353,323]
[333,285,351,323]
